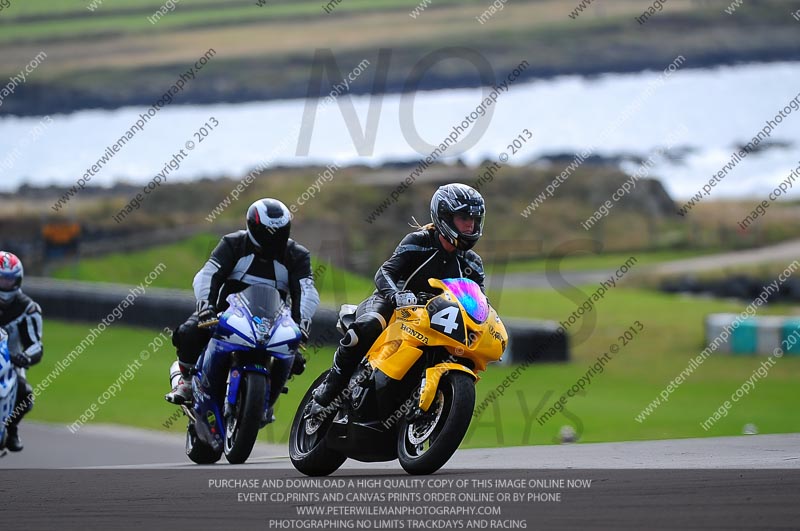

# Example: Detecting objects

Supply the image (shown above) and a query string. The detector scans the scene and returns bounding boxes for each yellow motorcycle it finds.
[289,277,507,475]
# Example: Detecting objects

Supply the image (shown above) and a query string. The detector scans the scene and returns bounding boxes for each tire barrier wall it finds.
[24,278,569,363]
[706,313,800,355]
[663,275,800,303]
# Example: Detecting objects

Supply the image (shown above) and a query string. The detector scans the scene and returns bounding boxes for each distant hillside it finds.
[7,160,800,275]
[2,0,799,115]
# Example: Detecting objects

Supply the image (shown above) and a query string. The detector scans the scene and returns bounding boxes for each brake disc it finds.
[407,390,444,445]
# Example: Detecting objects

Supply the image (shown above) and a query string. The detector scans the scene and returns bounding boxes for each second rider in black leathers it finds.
[166,198,320,410]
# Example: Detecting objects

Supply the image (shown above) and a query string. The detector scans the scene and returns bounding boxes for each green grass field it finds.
[0,0,485,45]
[470,286,800,445]
[52,233,376,306]
[25,279,800,448]
[40,234,800,446]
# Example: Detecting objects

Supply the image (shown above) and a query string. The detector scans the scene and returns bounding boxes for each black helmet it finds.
[430,183,485,251]
[246,198,291,257]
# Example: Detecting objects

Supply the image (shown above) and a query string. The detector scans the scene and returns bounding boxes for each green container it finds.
[731,318,758,355]
[781,319,800,355]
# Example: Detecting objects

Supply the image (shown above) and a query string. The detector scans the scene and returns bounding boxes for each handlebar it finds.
[197,318,219,329]
[415,291,438,304]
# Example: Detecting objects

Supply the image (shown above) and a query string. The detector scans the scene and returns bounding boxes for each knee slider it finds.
[340,329,359,348]
[339,317,383,348]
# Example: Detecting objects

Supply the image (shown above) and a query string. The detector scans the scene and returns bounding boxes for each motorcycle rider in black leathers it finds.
[166,198,320,410]
[0,252,43,452]
[311,183,486,411]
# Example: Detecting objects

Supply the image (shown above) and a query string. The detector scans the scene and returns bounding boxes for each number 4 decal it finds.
[431,306,459,334]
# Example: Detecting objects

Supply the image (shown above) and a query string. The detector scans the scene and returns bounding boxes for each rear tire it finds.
[397,372,475,475]
[186,422,222,464]
[289,371,346,476]
[224,372,267,464]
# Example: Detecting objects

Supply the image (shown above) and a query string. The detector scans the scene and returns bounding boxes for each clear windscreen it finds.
[237,284,284,321]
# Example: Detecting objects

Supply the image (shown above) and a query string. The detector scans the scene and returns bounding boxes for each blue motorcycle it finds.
[0,328,16,455]
[178,284,301,464]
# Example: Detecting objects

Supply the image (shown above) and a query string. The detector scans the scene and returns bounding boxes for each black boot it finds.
[6,425,23,452]
[313,346,361,407]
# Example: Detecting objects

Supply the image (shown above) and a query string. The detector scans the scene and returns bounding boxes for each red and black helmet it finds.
[430,183,485,251]
[246,198,291,257]
[0,251,23,305]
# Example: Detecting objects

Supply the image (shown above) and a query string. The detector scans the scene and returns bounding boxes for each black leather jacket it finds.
[192,230,320,324]
[374,227,485,300]
[0,291,43,365]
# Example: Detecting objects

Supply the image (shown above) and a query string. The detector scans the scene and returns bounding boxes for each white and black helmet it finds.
[430,183,485,251]
[246,198,291,256]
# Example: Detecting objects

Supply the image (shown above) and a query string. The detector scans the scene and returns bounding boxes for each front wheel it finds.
[289,371,346,476]
[397,371,475,475]
[223,372,267,464]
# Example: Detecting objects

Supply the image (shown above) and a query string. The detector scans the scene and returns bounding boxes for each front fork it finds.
[417,363,476,412]
[225,364,270,420]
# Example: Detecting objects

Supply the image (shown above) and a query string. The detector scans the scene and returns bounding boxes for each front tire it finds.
[289,371,346,476]
[224,372,267,464]
[397,371,475,475]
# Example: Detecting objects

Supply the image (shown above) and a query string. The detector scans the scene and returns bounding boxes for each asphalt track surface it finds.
[2,422,800,470]
[2,423,799,529]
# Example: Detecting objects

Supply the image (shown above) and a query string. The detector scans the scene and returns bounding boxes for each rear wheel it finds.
[289,371,346,476]
[186,422,222,464]
[224,372,267,464]
[397,371,475,475]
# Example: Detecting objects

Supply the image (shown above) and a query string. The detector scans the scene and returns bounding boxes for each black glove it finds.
[291,351,306,376]
[196,300,218,329]
[10,351,31,369]
[393,291,417,307]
